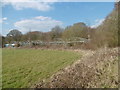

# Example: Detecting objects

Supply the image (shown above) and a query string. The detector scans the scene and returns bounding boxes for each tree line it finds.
[1,23,93,46]
[1,2,119,49]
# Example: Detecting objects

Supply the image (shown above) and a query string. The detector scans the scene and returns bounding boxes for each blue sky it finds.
[1,1,114,36]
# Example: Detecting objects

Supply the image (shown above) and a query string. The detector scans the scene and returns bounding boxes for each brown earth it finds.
[34,47,119,88]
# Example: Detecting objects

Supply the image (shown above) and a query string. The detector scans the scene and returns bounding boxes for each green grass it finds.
[2,48,81,88]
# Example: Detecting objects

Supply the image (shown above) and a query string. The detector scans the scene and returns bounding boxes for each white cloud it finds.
[34,16,51,20]
[2,0,56,11]
[3,17,7,20]
[14,16,63,33]
[90,18,105,28]
[1,0,114,11]
[0,17,7,23]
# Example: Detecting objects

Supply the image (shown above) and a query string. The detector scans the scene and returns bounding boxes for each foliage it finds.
[50,26,64,41]
[62,22,88,40]
[6,29,22,42]
[91,4,119,48]
[22,31,42,41]
[2,3,119,48]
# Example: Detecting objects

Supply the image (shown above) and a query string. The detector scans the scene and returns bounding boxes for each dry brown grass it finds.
[34,47,118,88]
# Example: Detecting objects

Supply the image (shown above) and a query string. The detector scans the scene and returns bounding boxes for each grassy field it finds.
[2,48,81,88]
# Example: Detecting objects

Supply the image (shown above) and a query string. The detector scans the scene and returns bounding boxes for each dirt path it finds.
[34,47,118,88]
